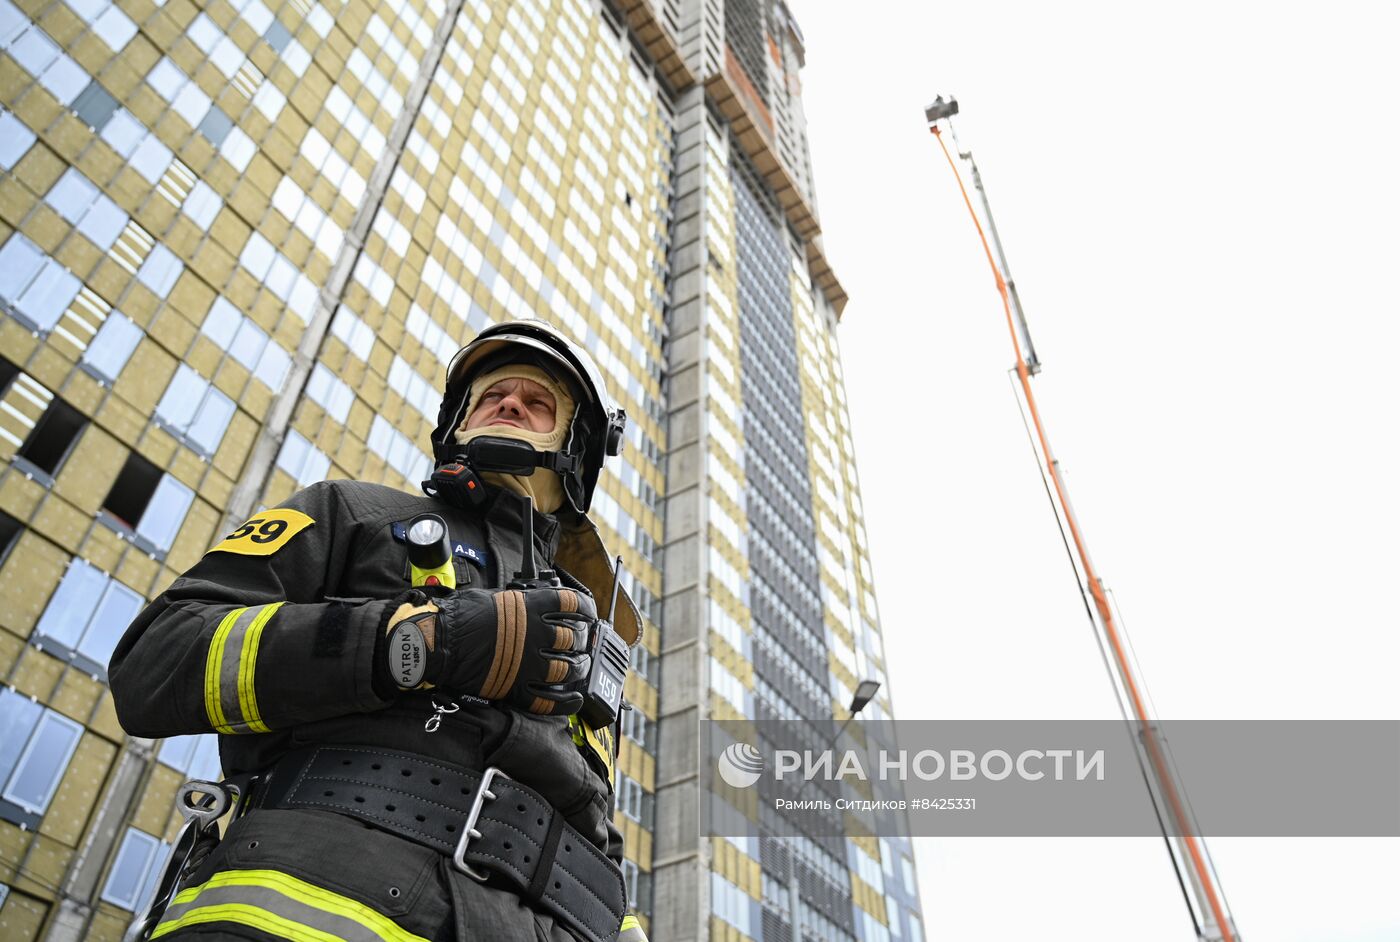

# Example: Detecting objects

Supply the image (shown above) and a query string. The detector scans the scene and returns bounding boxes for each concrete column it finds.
[652,78,713,942]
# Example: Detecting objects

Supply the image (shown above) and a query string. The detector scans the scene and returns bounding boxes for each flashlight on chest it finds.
[406,514,456,589]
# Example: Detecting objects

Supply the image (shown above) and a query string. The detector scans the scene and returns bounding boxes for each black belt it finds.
[254,746,625,942]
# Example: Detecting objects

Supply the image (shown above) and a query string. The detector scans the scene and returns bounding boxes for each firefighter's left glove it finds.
[375,587,596,714]
[376,591,447,695]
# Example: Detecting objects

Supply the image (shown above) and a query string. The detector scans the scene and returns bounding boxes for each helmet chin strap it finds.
[431,436,579,475]
[423,436,579,510]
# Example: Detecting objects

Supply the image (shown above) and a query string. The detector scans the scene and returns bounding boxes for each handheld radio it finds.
[507,499,628,727]
[578,556,630,729]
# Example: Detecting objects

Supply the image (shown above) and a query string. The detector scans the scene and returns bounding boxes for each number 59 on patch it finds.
[210,509,315,556]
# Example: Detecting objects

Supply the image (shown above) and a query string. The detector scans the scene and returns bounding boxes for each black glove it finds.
[379,586,597,715]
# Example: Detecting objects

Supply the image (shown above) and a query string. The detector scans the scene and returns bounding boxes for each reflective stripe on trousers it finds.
[204,603,284,734]
[618,913,648,942]
[152,868,429,942]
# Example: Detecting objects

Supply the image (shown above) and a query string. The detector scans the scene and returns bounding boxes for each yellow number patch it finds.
[210,509,315,556]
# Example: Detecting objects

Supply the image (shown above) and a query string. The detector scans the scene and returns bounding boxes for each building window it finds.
[387,357,436,421]
[617,774,641,820]
[621,859,651,915]
[238,233,318,320]
[16,398,86,477]
[81,311,142,382]
[155,364,235,455]
[219,126,255,173]
[1,368,52,460]
[852,909,887,942]
[0,509,20,566]
[0,686,83,826]
[0,233,81,332]
[900,856,916,895]
[66,0,138,51]
[710,872,752,934]
[33,558,143,678]
[102,454,194,554]
[71,81,119,131]
[181,180,221,230]
[45,167,127,250]
[196,106,233,146]
[629,642,651,683]
[136,243,183,298]
[367,417,431,485]
[201,298,290,391]
[306,364,354,423]
[117,119,173,183]
[262,19,292,52]
[621,858,638,908]
[157,734,220,780]
[271,176,342,258]
[2,18,88,105]
[621,706,655,753]
[0,109,36,168]
[100,827,167,912]
[331,306,377,361]
[239,233,319,321]
[709,656,749,716]
[275,430,331,487]
[185,12,244,79]
[615,774,654,828]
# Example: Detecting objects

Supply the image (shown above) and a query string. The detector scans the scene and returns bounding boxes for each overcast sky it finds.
[792,2,1400,939]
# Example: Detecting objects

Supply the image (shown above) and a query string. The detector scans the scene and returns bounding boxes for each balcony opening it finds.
[18,399,86,476]
[103,452,162,532]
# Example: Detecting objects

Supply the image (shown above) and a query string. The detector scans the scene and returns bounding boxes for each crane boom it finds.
[924,96,1240,942]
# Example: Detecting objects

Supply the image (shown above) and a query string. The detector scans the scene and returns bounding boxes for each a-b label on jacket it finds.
[210,509,315,556]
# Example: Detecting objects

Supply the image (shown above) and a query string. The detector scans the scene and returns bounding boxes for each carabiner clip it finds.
[176,779,234,825]
[124,780,239,942]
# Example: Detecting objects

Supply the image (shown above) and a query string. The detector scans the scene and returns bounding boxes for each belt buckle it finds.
[452,766,508,881]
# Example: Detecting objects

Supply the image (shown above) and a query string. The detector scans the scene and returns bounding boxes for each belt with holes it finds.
[253,745,626,942]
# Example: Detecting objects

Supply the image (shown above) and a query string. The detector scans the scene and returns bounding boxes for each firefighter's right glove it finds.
[377,587,595,714]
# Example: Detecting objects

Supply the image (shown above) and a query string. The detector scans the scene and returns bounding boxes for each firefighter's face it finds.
[465,377,557,434]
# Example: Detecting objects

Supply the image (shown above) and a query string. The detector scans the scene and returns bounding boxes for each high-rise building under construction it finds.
[0,0,924,938]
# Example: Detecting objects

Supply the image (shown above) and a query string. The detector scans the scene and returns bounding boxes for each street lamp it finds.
[831,679,881,746]
[848,680,881,715]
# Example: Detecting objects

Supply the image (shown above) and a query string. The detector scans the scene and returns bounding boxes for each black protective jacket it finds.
[110,480,626,941]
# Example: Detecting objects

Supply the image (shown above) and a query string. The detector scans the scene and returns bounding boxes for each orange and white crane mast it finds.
[922,95,1240,942]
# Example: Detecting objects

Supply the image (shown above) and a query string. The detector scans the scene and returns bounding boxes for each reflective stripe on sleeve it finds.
[204,603,285,734]
[204,608,242,732]
[152,868,429,942]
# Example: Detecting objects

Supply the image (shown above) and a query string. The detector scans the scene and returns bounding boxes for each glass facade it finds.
[730,152,854,942]
[0,0,918,939]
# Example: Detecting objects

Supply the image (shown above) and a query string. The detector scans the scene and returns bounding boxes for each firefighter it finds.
[110,319,649,942]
